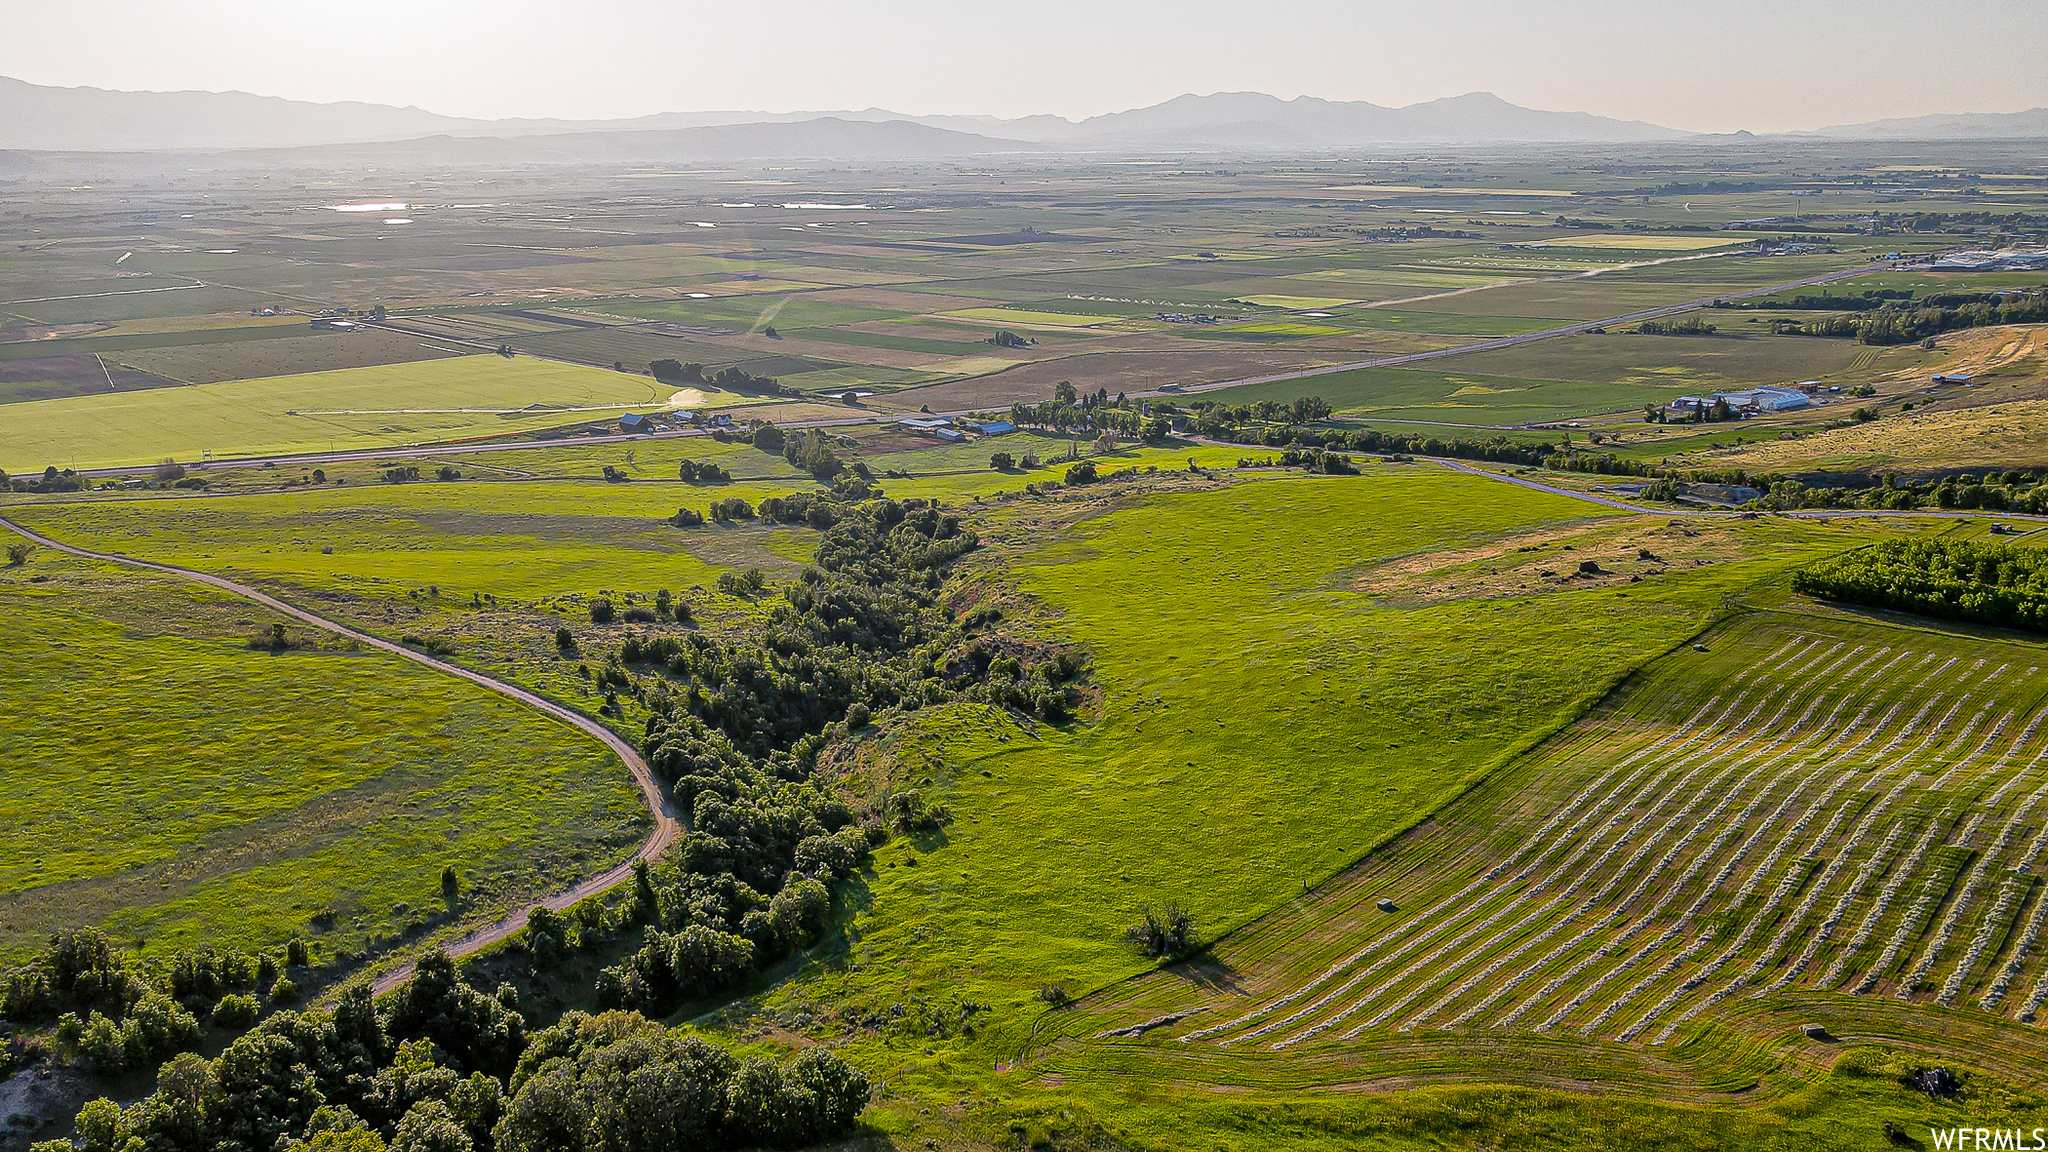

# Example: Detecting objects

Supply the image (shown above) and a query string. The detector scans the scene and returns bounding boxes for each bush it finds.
[715,567,766,596]
[5,542,29,566]
[554,626,575,651]
[588,599,615,625]
[990,451,1015,471]
[271,976,299,1004]
[213,993,261,1030]
[1124,902,1196,959]
[669,506,705,527]
[708,496,754,522]
[1064,460,1098,486]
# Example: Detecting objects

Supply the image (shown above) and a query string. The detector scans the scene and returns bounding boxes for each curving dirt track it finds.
[0,515,681,995]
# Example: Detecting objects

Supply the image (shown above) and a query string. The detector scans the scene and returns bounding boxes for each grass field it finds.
[0,550,644,966]
[756,470,1941,1137]
[1052,598,2048,1120]
[0,355,735,472]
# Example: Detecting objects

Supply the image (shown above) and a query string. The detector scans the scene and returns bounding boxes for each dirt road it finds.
[0,515,681,995]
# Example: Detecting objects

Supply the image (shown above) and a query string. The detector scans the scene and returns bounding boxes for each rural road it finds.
[0,515,682,996]
[42,260,1900,482]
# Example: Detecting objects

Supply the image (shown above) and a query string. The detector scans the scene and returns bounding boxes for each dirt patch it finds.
[1357,518,1748,605]
[0,1063,94,1151]
[0,354,185,404]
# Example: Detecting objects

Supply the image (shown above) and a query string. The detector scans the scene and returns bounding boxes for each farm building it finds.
[963,420,1017,436]
[1724,385,1810,412]
[897,416,952,432]
[934,427,966,442]
[309,318,359,332]
[1672,386,1809,416]
[619,413,655,433]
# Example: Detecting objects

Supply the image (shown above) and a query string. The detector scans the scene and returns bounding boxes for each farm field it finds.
[0,355,737,472]
[0,549,644,966]
[113,327,467,383]
[755,471,1948,1128]
[6,136,2048,1152]
[1049,602,2048,1113]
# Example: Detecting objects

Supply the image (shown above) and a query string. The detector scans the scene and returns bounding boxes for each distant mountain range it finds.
[2,75,2043,158]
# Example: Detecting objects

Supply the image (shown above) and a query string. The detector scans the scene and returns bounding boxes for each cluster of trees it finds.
[1750,469,2048,514]
[1793,538,2048,633]
[1278,447,1359,474]
[649,361,786,394]
[1778,287,2048,345]
[18,940,865,1152]
[1633,317,1717,336]
[649,360,702,384]
[1716,288,1916,312]
[776,428,847,481]
[1006,383,1171,440]
[985,330,1031,348]
[586,499,1078,1009]
[676,459,729,482]
[1005,384,1335,443]
[5,466,88,493]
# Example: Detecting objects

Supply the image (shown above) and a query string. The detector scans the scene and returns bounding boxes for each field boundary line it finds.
[1019,606,1749,1060]
[0,514,681,996]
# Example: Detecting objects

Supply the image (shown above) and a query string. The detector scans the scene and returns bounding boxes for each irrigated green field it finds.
[0,550,644,966]
[0,355,740,472]
[738,466,2003,1145]
[998,597,2048,1146]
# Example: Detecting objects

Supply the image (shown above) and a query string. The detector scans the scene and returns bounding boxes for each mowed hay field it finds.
[1056,603,2048,1112]
[0,355,728,472]
[0,550,644,966]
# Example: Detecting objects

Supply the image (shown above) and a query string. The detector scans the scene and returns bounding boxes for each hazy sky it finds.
[4,0,2045,132]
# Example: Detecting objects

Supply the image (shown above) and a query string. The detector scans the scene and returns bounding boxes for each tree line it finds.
[5,931,868,1152]
[1793,538,2048,633]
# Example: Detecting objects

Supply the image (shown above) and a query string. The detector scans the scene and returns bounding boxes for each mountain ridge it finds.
[3,75,2042,155]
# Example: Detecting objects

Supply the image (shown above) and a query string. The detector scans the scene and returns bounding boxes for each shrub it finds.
[669,506,705,527]
[708,496,754,522]
[436,466,461,481]
[588,599,616,625]
[554,626,575,651]
[990,451,1015,471]
[1064,460,1098,486]
[270,977,299,1004]
[1124,902,1196,959]
[213,993,260,1030]
[1037,983,1072,1008]
[5,542,29,566]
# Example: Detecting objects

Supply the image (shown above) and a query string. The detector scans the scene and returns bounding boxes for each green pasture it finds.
[2,477,822,607]
[763,473,1920,1145]
[0,552,643,965]
[0,356,736,473]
